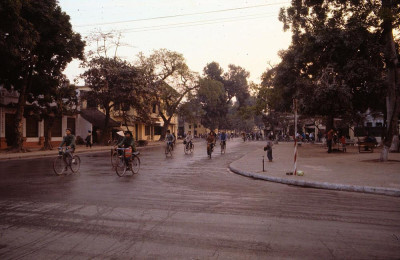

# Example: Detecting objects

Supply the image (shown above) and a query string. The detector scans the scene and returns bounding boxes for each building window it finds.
[194,124,197,128]
[376,122,383,127]
[189,125,191,129]
[152,104,157,113]
[26,116,39,137]
[366,122,373,127]
[67,117,76,134]
[154,126,162,135]
[145,125,151,136]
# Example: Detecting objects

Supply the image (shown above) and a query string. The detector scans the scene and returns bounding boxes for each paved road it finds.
[0,139,399,259]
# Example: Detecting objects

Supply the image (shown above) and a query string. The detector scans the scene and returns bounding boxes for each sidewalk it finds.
[229,142,400,197]
[0,141,168,161]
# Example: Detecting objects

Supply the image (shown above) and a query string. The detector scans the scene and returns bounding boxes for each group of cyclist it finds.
[58,127,229,166]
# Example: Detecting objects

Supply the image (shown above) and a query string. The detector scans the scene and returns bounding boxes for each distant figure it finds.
[85,130,92,148]
[264,139,273,162]
[327,129,334,153]
[340,136,346,152]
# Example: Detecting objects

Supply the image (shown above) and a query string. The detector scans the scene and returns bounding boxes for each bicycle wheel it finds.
[184,144,189,154]
[115,157,127,177]
[190,143,194,153]
[110,149,119,168]
[221,143,225,154]
[165,146,171,157]
[131,155,140,174]
[70,155,81,173]
[53,156,67,175]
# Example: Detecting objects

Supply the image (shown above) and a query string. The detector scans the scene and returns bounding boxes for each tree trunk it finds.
[380,0,400,161]
[159,116,172,141]
[326,115,334,132]
[11,78,31,152]
[102,106,111,145]
[42,116,54,150]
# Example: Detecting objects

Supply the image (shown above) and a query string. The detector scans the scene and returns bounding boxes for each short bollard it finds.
[262,156,265,172]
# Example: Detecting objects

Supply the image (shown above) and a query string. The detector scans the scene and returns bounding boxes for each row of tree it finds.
[0,0,259,149]
[254,0,400,161]
[82,49,260,142]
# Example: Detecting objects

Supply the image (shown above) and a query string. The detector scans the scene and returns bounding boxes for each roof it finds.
[80,108,120,128]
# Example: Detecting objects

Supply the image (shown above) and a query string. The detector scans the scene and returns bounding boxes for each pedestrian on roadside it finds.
[85,130,92,148]
[340,135,346,152]
[264,139,273,162]
[327,129,334,153]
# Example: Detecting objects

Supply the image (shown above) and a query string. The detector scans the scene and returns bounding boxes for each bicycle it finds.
[220,141,226,154]
[110,148,119,168]
[183,141,194,154]
[53,147,81,175]
[207,143,214,159]
[165,141,173,157]
[115,147,140,177]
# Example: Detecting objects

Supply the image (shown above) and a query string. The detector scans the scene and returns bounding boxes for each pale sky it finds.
[59,0,292,84]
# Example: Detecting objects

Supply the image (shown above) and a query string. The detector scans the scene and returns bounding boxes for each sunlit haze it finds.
[59,0,292,84]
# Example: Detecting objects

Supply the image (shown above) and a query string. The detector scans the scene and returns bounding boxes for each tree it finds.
[277,0,399,160]
[0,0,85,151]
[223,65,251,107]
[82,57,150,144]
[137,49,198,140]
[197,78,228,130]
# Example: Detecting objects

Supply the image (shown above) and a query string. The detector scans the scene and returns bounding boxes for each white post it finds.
[294,99,298,175]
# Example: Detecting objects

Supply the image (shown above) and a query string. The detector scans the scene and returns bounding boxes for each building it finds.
[77,86,178,142]
[0,85,87,149]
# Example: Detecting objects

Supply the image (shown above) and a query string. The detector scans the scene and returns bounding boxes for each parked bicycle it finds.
[165,141,173,157]
[183,140,194,154]
[53,147,81,175]
[115,147,140,177]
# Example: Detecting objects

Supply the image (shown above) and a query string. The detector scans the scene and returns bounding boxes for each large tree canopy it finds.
[262,0,399,160]
[82,57,151,143]
[0,0,85,150]
[137,49,198,140]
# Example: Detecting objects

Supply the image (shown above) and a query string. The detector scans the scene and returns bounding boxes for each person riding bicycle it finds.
[116,131,136,164]
[185,131,193,149]
[59,128,76,163]
[220,131,227,149]
[206,131,216,155]
[166,130,175,150]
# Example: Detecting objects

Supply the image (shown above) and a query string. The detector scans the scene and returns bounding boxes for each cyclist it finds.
[116,131,136,166]
[166,130,175,151]
[59,128,76,166]
[206,131,216,156]
[220,131,227,150]
[185,131,193,150]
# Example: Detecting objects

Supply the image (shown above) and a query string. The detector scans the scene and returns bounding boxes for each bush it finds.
[76,136,85,145]
[137,140,148,147]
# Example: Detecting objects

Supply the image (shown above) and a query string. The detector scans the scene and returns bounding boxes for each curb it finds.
[229,164,400,197]
[0,142,167,161]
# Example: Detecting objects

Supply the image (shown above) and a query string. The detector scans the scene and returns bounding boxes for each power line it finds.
[121,13,277,33]
[75,2,289,27]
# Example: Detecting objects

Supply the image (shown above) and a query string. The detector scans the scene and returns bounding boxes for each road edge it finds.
[229,163,400,197]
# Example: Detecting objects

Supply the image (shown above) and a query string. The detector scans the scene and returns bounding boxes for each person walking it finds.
[327,129,334,153]
[85,130,92,148]
[264,139,273,162]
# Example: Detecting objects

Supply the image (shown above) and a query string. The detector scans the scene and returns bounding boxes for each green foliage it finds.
[197,78,227,129]
[82,57,151,125]
[260,0,397,124]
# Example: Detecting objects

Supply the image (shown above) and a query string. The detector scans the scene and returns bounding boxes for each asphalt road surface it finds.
[0,139,399,259]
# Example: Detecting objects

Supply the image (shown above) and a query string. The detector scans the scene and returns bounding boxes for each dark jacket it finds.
[60,135,76,149]
[118,137,136,151]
